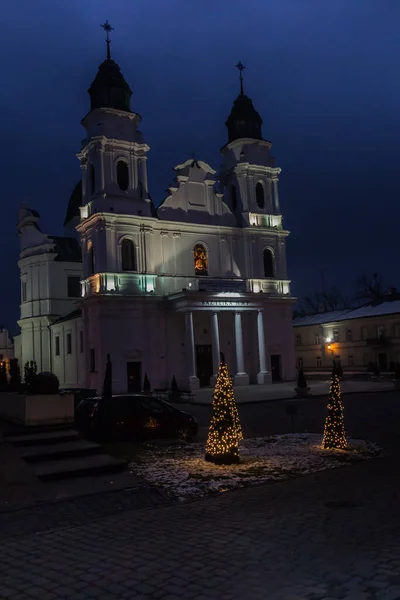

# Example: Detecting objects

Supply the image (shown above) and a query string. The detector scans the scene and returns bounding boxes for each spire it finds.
[88,21,132,113]
[225,62,263,143]
[101,20,114,60]
[236,61,245,95]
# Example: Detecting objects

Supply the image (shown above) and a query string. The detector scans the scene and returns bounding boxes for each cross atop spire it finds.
[101,20,114,60]
[235,61,245,95]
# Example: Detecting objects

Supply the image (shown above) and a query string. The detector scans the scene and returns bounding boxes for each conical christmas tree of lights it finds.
[322,363,347,450]
[205,355,243,465]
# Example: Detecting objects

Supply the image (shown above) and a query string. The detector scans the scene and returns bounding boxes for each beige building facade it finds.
[293,299,400,372]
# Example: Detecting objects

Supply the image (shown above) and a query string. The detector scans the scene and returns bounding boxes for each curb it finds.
[183,386,399,407]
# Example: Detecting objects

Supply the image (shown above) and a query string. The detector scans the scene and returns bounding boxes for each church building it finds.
[14,26,296,393]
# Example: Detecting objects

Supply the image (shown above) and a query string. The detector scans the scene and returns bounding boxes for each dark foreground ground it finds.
[1,390,400,600]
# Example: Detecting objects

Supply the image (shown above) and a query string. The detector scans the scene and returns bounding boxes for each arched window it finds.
[88,241,95,276]
[121,239,136,271]
[263,248,274,278]
[256,182,265,209]
[117,160,129,191]
[194,244,208,276]
[89,164,95,195]
[231,185,237,212]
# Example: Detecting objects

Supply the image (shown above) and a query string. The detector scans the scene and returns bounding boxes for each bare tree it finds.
[300,288,350,314]
[355,273,386,304]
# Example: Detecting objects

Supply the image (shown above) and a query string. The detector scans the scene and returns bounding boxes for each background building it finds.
[0,329,14,369]
[294,295,400,372]
[14,40,296,392]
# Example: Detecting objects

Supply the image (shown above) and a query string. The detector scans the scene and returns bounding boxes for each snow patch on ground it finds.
[130,434,381,501]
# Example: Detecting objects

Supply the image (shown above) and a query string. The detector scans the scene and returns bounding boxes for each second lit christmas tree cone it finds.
[205,357,243,465]
[322,365,347,450]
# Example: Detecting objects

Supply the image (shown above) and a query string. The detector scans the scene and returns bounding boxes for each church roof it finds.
[48,236,81,262]
[226,92,263,143]
[64,180,82,226]
[88,58,132,113]
[53,309,82,324]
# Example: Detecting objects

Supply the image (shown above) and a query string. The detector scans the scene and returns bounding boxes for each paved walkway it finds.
[191,379,395,404]
[1,450,399,599]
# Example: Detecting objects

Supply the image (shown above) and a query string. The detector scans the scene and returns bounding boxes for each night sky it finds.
[2,0,399,332]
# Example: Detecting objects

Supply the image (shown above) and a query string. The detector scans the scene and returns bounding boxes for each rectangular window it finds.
[296,334,302,346]
[333,329,340,342]
[348,355,354,367]
[66,333,72,355]
[67,276,81,298]
[315,334,320,345]
[80,330,84,353]
[377,325,385,339]
[22,281,27,302]
[361,326,368,340]
[55,336,60,356]
[297,358,303,368]
[346,329,353,342]
[316,356,322,368]
[90,348,96,372]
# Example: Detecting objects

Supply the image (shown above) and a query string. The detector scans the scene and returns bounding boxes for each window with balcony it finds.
[121,239,136,271]
[87,241,95,276]
[333,329,340,342]
[67,276,81,298]
[256,182,265,209]
[194,244,208,275]
[231,185,237,212]
[263,248,275,278]
[117,160,129,191]
[346,329,353,342]
[377,325,385,339]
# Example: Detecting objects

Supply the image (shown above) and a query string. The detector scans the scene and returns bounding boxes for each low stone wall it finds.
[0,392,74,426]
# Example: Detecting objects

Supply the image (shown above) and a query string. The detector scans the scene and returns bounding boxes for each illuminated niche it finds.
[194,244,208,276]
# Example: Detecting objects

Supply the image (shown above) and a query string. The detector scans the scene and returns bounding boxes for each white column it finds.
[141,157,148,197]
[234,312,249,386]
[257,310,271,384]
[185,311,199,390]
[273,179,280,213]
[210,312,220,386]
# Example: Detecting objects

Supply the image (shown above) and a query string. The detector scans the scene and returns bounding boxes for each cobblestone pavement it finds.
[1,392,400,600]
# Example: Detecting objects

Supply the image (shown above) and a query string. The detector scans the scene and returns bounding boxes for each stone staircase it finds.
[7,428,127,483]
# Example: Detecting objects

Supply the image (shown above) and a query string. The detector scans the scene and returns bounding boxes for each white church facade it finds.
[14,35,296,393]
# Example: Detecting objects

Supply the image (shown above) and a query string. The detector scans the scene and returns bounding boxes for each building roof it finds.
[49,236,82,262]
[293,310,352,327]
[88,58,132,113]
[294,299,400,327]
[53,309,82,325]
[226,92,263,143]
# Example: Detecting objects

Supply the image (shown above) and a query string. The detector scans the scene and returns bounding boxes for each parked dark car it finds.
[59,388,98,409]
[75,393,198,442]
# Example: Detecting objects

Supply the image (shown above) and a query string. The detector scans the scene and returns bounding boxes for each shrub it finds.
[171,375,179,392]
[8,358,21,392]
[296,367,308,389]
[31,372,59,395]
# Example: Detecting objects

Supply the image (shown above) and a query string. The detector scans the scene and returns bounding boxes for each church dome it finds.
[88,58,132,112]
[225,92,263,143]
[64,180,82,226]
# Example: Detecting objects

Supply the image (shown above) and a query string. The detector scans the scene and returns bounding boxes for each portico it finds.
[168,292,272,390]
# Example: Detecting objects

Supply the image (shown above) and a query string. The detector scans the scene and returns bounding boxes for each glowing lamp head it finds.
[326,337,332,343]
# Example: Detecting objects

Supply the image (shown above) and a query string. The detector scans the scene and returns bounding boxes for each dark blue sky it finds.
[2,0,399,331]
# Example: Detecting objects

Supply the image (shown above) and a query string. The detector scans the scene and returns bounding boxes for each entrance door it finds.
[270,354,282,382]
[127,361,141,392]
[378,353,387,372]
[196,345,213,387]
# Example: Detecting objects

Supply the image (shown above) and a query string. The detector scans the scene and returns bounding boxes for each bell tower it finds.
[77,21,151,219]
[219,62,282,227]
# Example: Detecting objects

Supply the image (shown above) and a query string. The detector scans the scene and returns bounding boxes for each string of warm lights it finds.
[205,361,243,465]
[322,370,347,450]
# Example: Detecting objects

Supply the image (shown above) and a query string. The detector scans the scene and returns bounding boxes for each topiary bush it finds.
[31,372,60,395]
[296,367,308,389]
